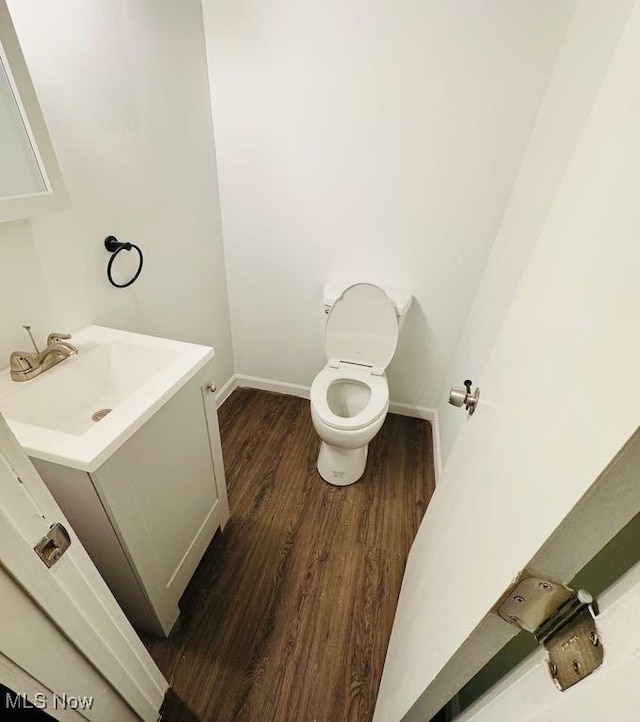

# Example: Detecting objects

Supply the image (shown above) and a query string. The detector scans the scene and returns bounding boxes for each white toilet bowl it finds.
[311,364,389,485]
[310,282,411,486]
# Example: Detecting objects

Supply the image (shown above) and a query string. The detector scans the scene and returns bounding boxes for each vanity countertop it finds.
[0,325,214,471]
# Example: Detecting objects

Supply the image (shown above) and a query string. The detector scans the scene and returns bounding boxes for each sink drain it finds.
[92,408,112,422]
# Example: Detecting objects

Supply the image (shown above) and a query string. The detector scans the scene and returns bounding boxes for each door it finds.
[374,2,640,720]
[0,412,168,720]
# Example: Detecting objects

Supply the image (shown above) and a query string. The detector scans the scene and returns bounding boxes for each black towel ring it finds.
[104,235,144,288]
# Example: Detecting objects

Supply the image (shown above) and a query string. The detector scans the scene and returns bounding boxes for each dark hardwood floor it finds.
[142,388,435,722]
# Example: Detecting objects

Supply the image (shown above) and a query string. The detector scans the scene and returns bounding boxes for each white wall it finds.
[0,0,233,388]
[202,0,576,410]
[437,0,637,464]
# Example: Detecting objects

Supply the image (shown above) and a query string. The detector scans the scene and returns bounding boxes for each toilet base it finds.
[317,441,368,486]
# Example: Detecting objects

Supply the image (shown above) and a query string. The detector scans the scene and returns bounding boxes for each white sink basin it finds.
[0,325,214,471]
[2,339,176,435]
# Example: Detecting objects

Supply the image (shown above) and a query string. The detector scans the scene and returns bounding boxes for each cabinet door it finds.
[202,379,230,526]
[93,363,228,636]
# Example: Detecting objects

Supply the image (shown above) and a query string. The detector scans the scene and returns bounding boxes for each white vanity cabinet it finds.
[31,360,229,637]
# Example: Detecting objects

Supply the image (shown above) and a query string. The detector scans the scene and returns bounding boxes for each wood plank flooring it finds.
[142,388,435,722]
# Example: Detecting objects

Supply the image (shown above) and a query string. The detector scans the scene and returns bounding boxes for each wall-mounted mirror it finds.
[0,0,67,222]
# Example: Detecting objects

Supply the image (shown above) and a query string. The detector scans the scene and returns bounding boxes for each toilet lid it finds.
[324,283,398,374]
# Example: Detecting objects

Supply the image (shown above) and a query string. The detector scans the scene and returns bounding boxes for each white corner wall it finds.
[437,0,637,466]
[202,0,576,410]
[0,0,233,388]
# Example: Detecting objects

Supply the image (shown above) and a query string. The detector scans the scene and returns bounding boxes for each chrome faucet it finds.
[9,328,78,382]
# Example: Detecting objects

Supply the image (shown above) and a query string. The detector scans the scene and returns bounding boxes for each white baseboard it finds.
[227,373,442,484]
[431,411,442,485]
[214,375,238,407]
[234,374,311,399]
[387,400,435,421]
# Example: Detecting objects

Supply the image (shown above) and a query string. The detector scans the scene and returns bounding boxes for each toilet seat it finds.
[324,283,398,376]
[311,365,389,431]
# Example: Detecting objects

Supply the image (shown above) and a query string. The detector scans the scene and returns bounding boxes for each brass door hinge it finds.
[497,576,603,690]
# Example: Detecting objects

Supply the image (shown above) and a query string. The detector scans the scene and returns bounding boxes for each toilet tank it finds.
[323,281,412,330]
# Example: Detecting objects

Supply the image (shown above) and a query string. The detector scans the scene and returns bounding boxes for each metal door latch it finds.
[34,523,71,568]
[497,576,603,690]
[448,379,480,415]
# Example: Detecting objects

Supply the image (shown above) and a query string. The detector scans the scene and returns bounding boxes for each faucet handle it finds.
[47,332,72,346]
[10,351,37,372]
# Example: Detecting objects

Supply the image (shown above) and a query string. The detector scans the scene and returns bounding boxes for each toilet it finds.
[310,282,412,486]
